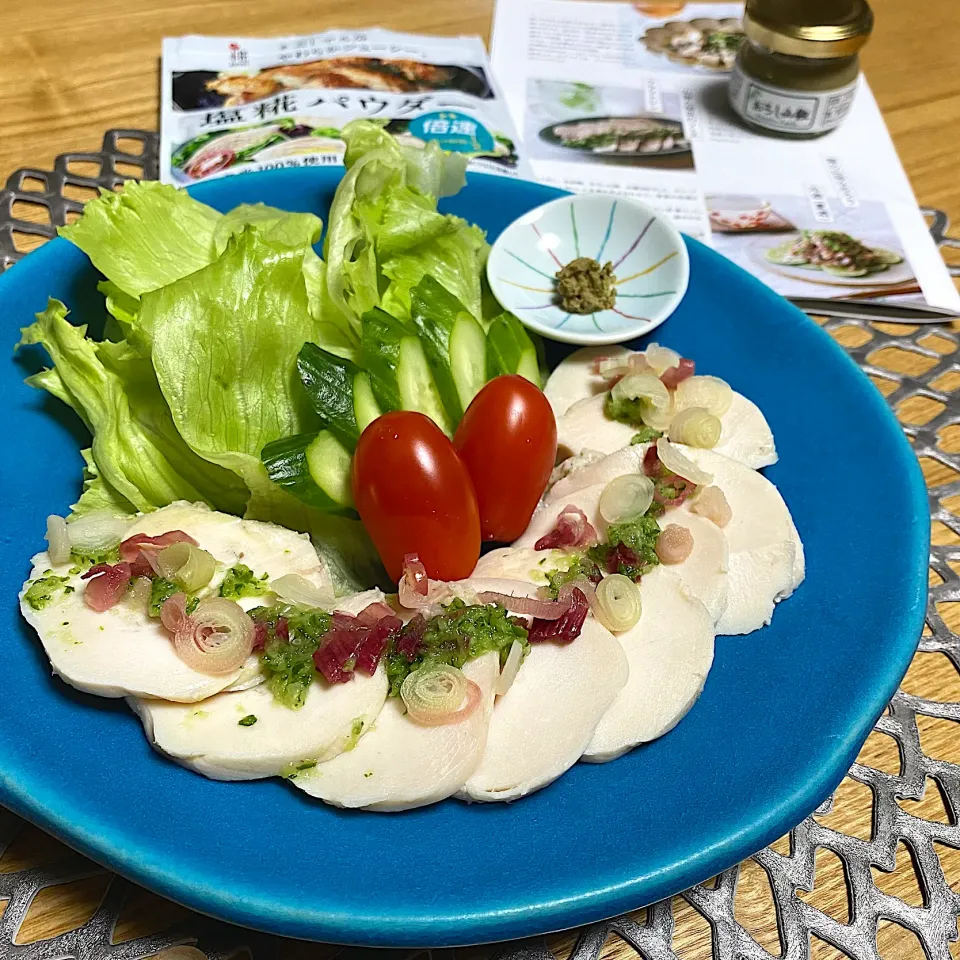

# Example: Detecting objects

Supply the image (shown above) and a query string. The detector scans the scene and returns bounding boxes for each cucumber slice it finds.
[516,347,541,384]
[306,432,355,509]
[353,372,381,432]
[486,312,542,388]
[296,343,360,450]
[449,314,487,410]
[360,308,408,412]
[397,336,454,435]
[261,432,354,515]
[410,276,483,423]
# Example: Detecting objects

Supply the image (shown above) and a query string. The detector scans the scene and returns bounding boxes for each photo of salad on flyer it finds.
[161,28,527,184]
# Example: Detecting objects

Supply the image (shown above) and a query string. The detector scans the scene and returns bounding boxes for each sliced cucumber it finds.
[486,312,542,388]
[516,346,541,384]
[261,432,354,515]
[397,337,454,436]
[449,314,487,410]
[410,277,486,425]
[296,343,360,450]
[306,432,355,509]
[360,308,408,412]
[353,372,381,432]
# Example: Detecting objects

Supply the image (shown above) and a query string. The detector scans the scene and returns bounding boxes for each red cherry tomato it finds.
[453,375,558,542]
[352,411,481,582]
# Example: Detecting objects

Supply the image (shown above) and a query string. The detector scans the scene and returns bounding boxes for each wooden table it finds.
[1,1,959,957]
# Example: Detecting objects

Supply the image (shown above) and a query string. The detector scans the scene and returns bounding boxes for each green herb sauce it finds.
[219,564,269,600]
[69,545,120,569]
[24,575,73,610]
[252,605,332,710]
[631,427,663,444]
[544,554,602,600]
[343,717,366,752]
[384,600,528,698]
[604,391,648,426]
[281,758,318,779]
[589,514,662,581]
[148,577,180,617]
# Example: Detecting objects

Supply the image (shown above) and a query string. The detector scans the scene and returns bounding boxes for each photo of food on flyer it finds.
[161,29,526,185]
[525,82,694,171]
[708,194,918,298]
[628,4,745,74]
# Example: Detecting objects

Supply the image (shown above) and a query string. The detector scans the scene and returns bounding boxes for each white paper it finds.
[160,29,527,186]
[492,0,960,310]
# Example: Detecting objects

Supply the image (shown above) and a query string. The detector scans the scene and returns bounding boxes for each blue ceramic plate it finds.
[1,168,927,947]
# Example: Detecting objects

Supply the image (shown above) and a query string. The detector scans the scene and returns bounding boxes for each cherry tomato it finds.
[453,375,558,542]
[352,411,481,582]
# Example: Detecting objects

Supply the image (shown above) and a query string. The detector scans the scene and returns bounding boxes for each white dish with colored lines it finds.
[486,194,690,345]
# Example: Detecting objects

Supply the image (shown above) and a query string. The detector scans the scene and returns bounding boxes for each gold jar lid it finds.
[744,0,874,59]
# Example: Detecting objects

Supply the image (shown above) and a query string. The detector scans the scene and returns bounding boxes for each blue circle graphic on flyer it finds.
[409,111,495,153]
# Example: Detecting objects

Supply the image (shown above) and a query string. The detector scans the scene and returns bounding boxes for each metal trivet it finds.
[2,131,960,960]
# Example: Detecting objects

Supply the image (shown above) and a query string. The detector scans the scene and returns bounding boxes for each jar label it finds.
[729,65,859,135]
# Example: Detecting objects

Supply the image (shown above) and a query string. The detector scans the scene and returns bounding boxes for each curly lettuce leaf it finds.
[213,203,322,253]
[342,119,466,199]
[380,221,488,321]
[97,280,141,343]
[59,181,222,297]
[371,188,458,258]
[303,250,361,363]
[17,299,246,514]
[146,226,322,495]
[24,365,78,413]
[324,120,472,329]
[70,449,135,518]
[323,148,395,330]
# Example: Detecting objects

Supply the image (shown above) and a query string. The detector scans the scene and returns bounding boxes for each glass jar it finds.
[729,0,873,139]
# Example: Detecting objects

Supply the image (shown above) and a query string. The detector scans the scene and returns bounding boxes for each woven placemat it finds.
[3,131,960,960]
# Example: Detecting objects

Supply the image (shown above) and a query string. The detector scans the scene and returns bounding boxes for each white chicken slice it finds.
[532,442,800,633]
[513,483,729,625]
[132,586,393,780]
[544,345,630,417]
[546,346,777,469]
[681,446,804,635]
[472,546,569,585]
[128,501,330,589]
[130,667,387,782]
[458,579,628,803]
[557,391,776,470]
[293,652,499,811]
[583,569,714,762]
[20,501,330,703]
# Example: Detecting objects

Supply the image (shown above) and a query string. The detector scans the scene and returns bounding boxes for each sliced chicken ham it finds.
[131,666,387,781]
[514,482,729,625]
[546,346,777,469]
[583,569,714,761]
[20,501,331,702]
[541,443,802,634]
[292,651,499,811]
[456,578,628,802]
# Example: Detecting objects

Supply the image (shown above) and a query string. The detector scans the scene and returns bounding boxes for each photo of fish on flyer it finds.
[160,29,527,185]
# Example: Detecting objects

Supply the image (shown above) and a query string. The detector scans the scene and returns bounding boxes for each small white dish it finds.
[487,194,690,345]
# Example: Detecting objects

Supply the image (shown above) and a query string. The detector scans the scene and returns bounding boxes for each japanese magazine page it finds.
[160,28,527,185]
[491,0,960,309]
